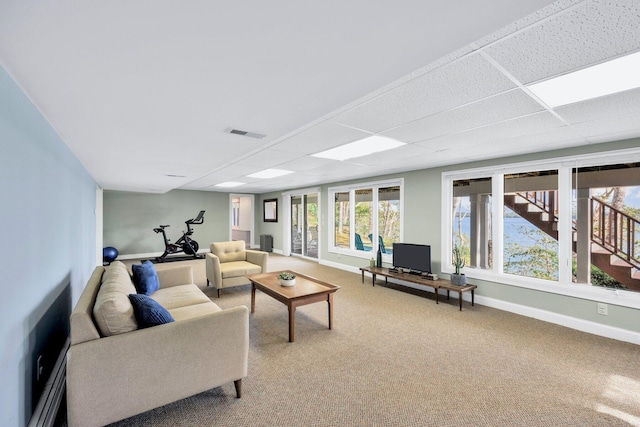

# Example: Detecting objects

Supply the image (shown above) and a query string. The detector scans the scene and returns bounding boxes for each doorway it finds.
[229,194,255,248]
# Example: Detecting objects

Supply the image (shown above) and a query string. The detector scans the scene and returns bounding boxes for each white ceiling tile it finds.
[333,53,518,133]
[382,89,544,143]
[346,143,433,167]
[414,111,566,150]
[276,156,336,172]
[236,149,302,168]
[485,0,640,84]
[570,111,640,142]
[555,87,640,124]
[467,126,588,157]
[271,121,371,154]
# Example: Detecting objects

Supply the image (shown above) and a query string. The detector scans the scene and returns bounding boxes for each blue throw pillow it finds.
[128,294,174,328]
[132,260,159,295]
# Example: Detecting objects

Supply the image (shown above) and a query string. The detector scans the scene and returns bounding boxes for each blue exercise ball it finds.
[103,246,119,264]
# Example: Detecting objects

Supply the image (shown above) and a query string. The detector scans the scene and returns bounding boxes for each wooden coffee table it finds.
[247,270,340,342]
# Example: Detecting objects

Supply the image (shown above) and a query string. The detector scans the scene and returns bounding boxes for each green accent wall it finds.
[104,190,230,255]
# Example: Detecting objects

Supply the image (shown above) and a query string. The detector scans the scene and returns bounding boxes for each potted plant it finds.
[451,244,466,286]
[278,271,297,287]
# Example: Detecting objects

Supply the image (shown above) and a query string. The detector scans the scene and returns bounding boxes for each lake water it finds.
[454,216,553,248]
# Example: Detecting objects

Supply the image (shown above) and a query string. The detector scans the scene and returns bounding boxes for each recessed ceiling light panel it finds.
[527,51,640,108]
[311,135,405,161]
[214,181,245,188]
[247,169,294,179]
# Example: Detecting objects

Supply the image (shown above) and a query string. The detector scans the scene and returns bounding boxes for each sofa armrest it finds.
[67,305,249,427]
[156,265,193,288]
[246,249,268,273]
[205,253,223,288]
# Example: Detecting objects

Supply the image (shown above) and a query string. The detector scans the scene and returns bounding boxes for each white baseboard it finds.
[320,260,640,345]
[475,295,640,345]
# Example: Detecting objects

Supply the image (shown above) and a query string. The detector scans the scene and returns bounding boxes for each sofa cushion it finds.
[220,261,262,279]
[151,284,212,310]
[128,294,174,328]
[132,260,160,295]
[168,301,222,322]
[93,262,138,336]
[211,241,246,263]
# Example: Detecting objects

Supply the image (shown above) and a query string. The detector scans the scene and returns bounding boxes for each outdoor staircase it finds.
[504,192,640,291]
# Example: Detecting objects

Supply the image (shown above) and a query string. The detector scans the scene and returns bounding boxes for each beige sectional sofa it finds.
[67,261,249,427]
[206,240,268,297]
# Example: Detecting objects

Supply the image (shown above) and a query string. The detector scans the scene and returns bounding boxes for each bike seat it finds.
[160,225,170,228]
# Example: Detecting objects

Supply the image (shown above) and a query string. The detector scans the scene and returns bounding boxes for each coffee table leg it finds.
[288,305,296,342]
[251,282,256,313]
[327,293,334,330]
[458,291,463,311]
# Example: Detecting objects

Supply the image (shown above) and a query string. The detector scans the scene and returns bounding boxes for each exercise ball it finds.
[103,246,119,264]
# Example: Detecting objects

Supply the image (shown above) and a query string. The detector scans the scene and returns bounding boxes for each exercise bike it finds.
[153,210,205,262]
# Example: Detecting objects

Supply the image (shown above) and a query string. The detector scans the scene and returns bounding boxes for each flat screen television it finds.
[392,243,431,274]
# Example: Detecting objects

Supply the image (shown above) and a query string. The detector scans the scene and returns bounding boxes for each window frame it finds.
[329,178,404,262]
[441,148,640,309]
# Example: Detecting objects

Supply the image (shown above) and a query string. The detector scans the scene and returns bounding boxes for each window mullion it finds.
[492,172,504,274]
[558,167,573,283]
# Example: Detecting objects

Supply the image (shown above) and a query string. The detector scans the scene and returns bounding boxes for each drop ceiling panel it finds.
[236,149,302,168]
[345,144,433,167]
[333,53,518,133]
[555,87,640,124]
[272,121,371,154]
[570,111,640,142]
[484,0,640,84]
[382,89,544,143]
[464,126,588,158]
[414,111,566,150]
[276,156,336,172]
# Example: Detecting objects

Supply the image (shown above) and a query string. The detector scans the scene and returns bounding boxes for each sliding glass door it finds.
[290,192,319,259]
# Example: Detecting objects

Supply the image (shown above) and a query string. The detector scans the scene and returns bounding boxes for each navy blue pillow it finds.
[128,294,174,328]
[132,260,159,295]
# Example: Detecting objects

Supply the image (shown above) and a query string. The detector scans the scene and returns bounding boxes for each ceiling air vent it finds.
[225,127,266,139]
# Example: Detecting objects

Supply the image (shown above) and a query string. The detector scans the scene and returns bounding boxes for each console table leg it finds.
[372,274,376,287]
[472,290,475,306]
[458,291,463,311]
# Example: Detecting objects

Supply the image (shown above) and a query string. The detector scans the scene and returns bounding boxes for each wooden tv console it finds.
[359,267,476,311]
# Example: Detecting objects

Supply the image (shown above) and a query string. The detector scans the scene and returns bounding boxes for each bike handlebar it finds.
[186,210,205,225]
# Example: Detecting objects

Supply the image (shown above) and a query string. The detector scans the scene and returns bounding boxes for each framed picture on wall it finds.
[263,198,278,222]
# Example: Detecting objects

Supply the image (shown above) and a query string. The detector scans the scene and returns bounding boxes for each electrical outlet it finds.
[36,355,43,381]
[597,303,608,316]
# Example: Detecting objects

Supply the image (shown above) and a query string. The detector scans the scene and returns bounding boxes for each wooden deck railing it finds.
[591,198,640,268]
[515,191,639,270]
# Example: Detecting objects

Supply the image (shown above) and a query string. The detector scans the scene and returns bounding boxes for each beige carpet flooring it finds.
[62,254,640,426]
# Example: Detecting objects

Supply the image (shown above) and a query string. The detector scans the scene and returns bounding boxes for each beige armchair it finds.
[206,240,268,297]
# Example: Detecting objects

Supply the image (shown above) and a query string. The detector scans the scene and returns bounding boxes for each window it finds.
[442,149,640,299]
[334,191,350,249]
[503,170,559,281]
[330,179,403,259]
[453,177,492,271]
[378,186,401,255]
[573,163,640,291]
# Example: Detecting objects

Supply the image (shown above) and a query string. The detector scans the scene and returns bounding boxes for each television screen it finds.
[392,243,431,274]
